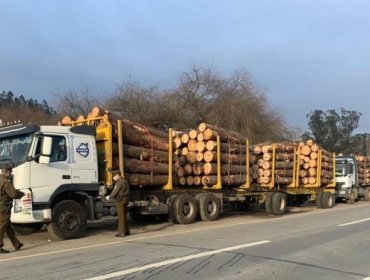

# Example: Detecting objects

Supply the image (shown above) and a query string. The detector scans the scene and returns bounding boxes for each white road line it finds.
[84,240,271,280]
[363,277,370,280]
[338,218,370,227]
[0,241,120,263]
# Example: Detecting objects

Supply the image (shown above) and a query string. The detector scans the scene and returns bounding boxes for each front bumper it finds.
[11,209,51,224]
[11,188,51,224]
[336,187,351,199]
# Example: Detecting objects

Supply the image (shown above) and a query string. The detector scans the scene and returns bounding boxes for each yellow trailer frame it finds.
[70,117,174,190]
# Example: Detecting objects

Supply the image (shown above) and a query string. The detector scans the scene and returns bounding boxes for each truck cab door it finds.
[30,135,71,202]
[70,134,98,184]
[347,163,355,186]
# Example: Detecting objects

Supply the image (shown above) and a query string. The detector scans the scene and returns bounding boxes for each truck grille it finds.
[335,182,344,190]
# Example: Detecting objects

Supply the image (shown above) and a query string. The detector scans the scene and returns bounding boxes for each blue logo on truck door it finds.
[76,143,89,158]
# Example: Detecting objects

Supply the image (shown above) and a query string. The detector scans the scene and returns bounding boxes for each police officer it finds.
[0,161,24,253]
[106,170,130,237]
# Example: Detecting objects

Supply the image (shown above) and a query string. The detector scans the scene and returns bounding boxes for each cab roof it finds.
[0,124,95,138]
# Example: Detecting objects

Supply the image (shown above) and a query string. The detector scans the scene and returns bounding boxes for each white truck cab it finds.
[335,156,359,203]
[0,123,107,239]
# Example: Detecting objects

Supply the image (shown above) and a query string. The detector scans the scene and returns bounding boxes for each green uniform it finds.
[110,177,130,236]
[0,174,23,250]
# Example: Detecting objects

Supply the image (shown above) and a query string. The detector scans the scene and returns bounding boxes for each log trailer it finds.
[0,116,336,240]
[248,142,336,211]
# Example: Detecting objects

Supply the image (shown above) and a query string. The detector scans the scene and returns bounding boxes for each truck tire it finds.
[321,192,335,209]
[172,194,197,224]
[166,195,178,223]
[363,188,370,201]
[199,193,221,221]
[347,188,356,204]
[13,223,43,235]
[47,200,87,240]
[316,191,323,208]
[265,192,274,214]
[271,193,286,215]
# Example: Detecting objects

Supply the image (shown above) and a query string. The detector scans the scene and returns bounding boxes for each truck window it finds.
[0,134,33,164]
[50,136,67,162]
[35,136,67,162]
[335,163,347,177]
[348,163,354,175]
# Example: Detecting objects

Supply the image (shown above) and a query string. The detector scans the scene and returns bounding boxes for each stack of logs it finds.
[60,107,173,187]
[250,142,296,185]
[60,108,336,188]
[356,156,370,184]
[299,140,334,185]
[173,123,247,187]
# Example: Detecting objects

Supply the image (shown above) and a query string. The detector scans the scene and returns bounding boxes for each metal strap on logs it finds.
[162,128,173,191]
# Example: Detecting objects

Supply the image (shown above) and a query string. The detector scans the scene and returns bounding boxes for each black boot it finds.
[0,248,10,254]
[15,243,24,251]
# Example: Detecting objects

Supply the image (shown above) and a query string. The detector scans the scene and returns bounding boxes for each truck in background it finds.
[335,155,370,203]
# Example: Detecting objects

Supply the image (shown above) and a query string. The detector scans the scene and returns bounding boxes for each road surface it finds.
[1,202,370,280]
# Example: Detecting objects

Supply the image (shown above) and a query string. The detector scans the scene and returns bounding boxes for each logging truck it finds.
[335,155,370,203]
[1,111,337,240]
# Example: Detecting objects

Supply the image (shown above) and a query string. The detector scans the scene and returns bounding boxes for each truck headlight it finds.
[14,199,22,213]
[14,189,33,214]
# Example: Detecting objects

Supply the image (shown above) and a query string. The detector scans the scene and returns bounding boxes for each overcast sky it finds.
[1,1,370,133]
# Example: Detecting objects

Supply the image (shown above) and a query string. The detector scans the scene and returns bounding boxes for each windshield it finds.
[0,134,33,165]
[335,163,347,177]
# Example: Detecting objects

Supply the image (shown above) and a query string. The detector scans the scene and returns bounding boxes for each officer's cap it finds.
[107,167,121,175]
[0,161,15,170]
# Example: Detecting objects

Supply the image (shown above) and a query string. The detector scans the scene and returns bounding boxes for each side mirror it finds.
[39,155,50,165]
[42,137,52,156]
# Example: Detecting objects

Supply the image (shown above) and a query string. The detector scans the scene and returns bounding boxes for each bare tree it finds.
[104,65,294,142]
[171,65,223,128]
[105,80,163,126]
[53,88,101,118]
[172,66,292,143]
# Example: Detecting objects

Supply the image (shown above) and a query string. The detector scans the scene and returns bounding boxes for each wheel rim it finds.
[183,203,190,216]
[328,195,333,206]
[59,210,80,231]
[351,192,355,201]
[279,198,286,211]
[207,201,214,214]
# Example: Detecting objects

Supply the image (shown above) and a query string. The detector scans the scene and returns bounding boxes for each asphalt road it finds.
[1,202,370,280]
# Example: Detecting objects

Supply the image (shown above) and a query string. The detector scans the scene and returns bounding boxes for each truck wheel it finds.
[354,187,359,201]
[265,192,274,213]
[172,194,197,224]
[199,193,221,221]
[13,223,43,235]
[347,188,356,204]
[363,188,370,201]
[271,193,286,215]
[166,195,178,223]
[47,200,87,240]
[316,191,323,208]
[321,192,335,209]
